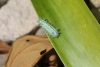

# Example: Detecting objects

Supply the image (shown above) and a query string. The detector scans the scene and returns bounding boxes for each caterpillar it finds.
[38,18,60,38]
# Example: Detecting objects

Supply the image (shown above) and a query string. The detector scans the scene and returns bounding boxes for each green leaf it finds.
[31,0,100,67]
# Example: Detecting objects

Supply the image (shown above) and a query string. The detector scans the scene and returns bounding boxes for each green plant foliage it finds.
[31,0,100,67]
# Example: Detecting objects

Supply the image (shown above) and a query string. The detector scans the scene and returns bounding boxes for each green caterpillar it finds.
[38,18,60,38]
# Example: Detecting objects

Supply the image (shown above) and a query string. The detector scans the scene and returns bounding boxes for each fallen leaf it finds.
[6,35,53,67]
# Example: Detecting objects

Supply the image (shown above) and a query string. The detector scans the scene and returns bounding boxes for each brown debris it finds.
[0,41,10,54]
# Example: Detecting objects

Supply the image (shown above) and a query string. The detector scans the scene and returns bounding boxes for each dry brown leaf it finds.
[0,40,10,53]
[5,35,53,67]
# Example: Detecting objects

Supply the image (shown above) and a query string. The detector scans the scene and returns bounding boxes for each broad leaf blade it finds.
[31,0,100,67]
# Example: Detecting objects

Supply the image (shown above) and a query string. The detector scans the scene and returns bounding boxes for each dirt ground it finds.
[0,54,7,67]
